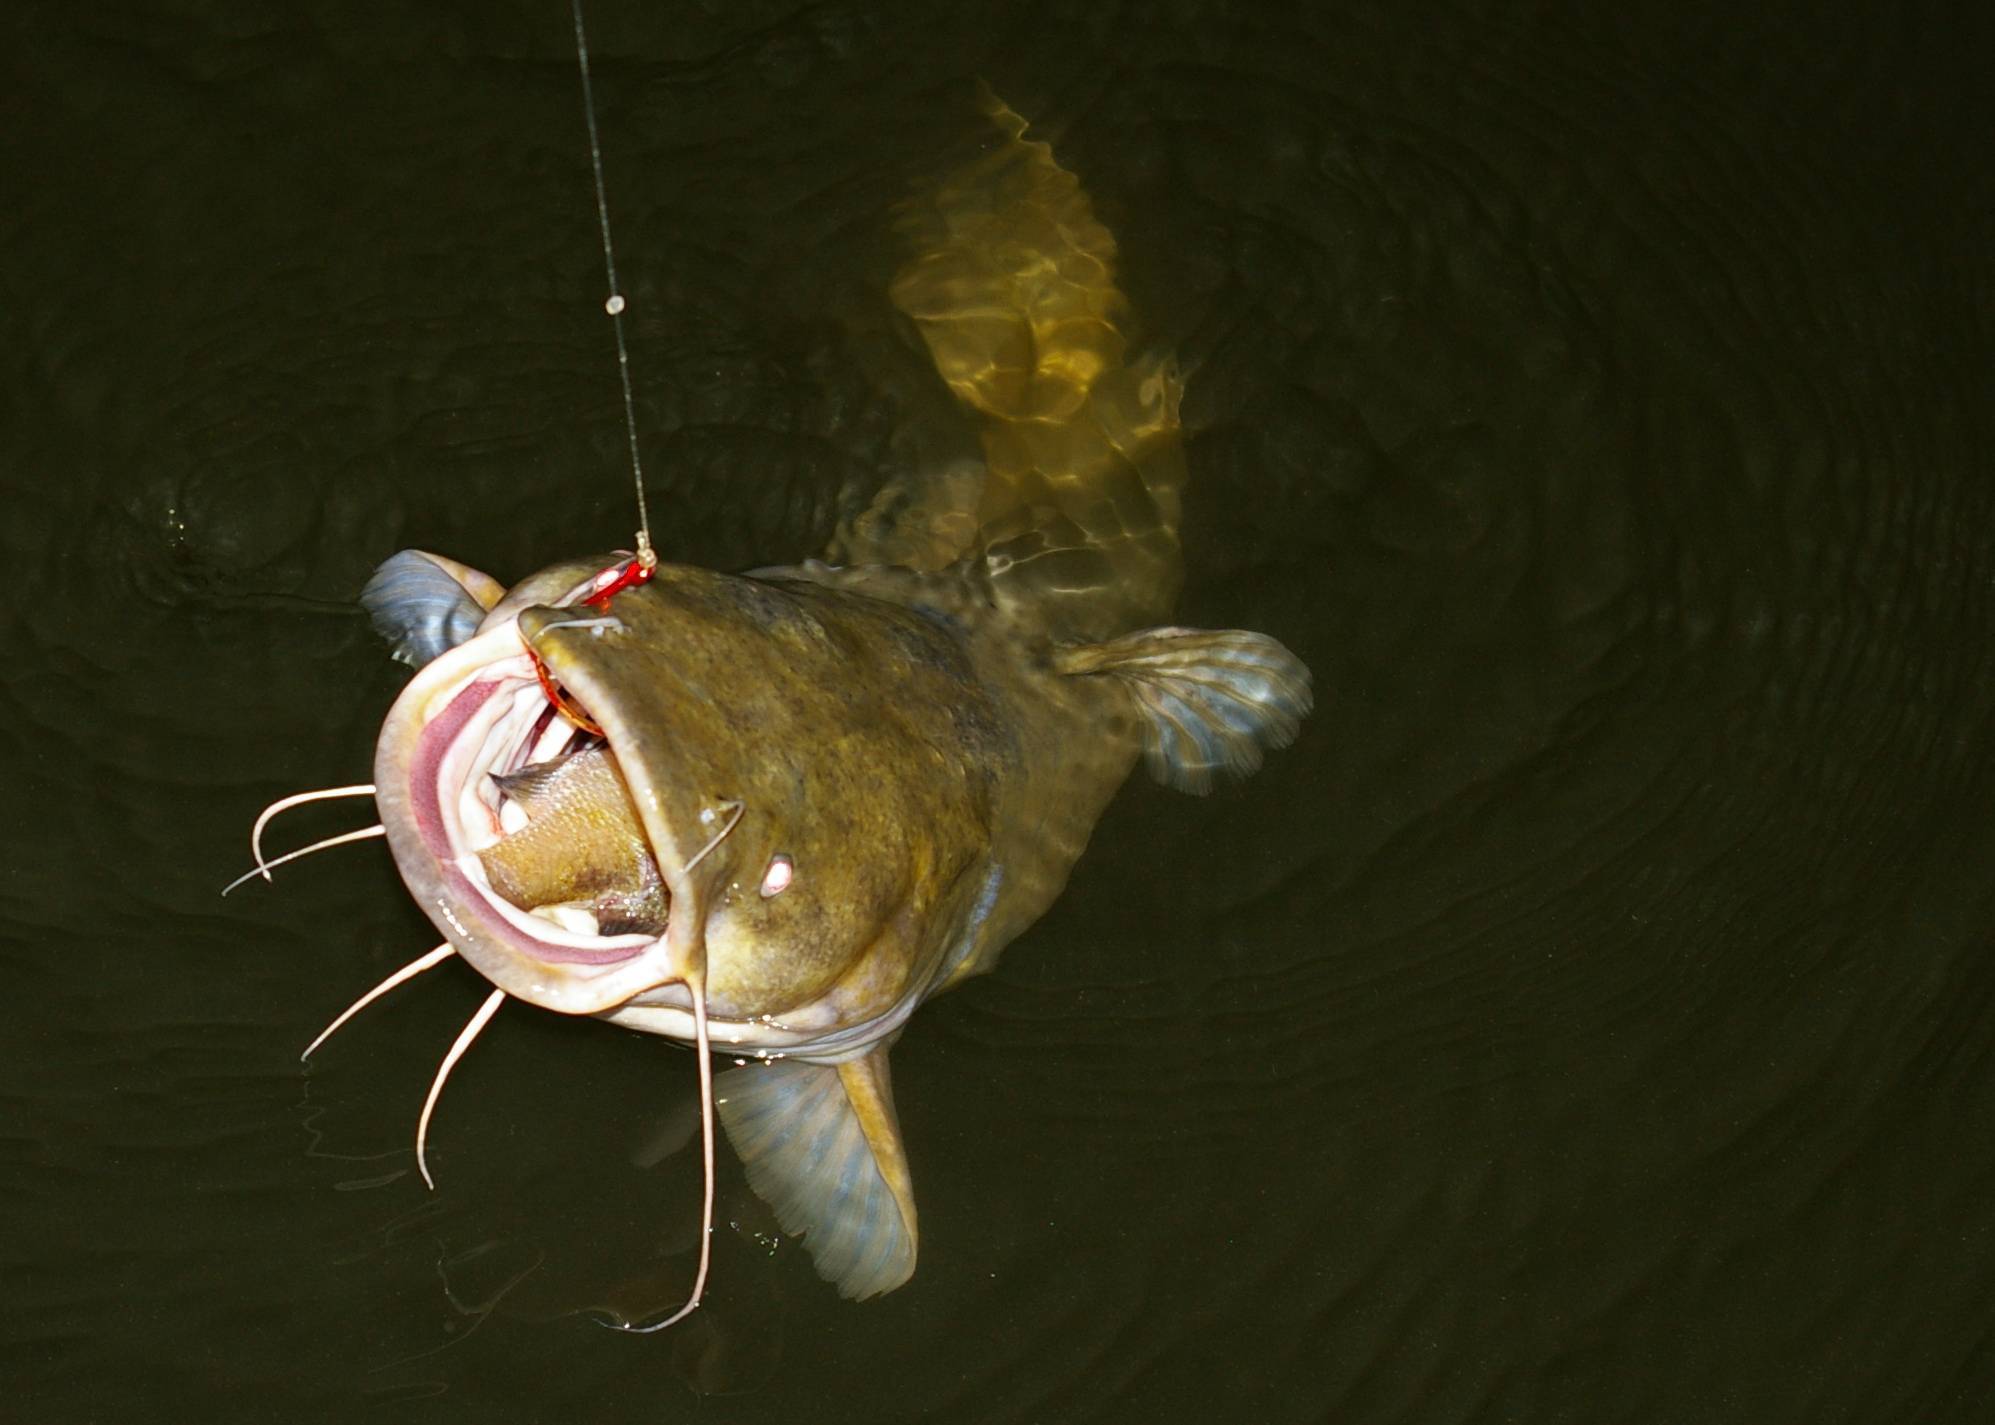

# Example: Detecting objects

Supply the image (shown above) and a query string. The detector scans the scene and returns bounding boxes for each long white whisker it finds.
[250,785,379,882]
[416,989,506,1190]
[301,943,457,1061]
[618,969,715,1334]
[681,800,743,874]
[222,825,386,896]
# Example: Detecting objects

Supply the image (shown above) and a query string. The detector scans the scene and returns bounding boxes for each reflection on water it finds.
[5,1,1994,1422]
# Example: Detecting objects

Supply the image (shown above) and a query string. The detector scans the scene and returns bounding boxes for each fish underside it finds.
[251,93,1311,1318]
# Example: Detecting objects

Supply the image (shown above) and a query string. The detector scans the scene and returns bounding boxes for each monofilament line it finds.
[571,0,657,569]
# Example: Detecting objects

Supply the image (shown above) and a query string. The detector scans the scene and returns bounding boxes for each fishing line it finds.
[565,4,715,1331]
[570,0,657,574]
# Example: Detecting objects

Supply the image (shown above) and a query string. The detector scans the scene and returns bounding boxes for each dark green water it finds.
[5,1,1993,1420]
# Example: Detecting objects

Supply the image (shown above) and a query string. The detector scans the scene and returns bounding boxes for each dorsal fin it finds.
[1054,626,1313,793]
[490,752,581,813]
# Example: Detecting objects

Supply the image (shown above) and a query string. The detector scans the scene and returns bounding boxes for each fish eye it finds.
[759,854,794,898]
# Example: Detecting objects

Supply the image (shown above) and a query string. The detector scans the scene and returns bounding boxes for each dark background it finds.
[4,0,1993,1420]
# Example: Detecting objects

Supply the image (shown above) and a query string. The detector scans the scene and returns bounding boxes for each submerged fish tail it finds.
[845,90,1185,642]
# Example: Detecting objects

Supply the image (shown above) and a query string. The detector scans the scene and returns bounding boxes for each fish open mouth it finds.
[372,597,700,1018]
[415,655,659,952]
[357,565,729,1333]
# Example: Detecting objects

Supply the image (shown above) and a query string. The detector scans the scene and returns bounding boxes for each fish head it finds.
[370,553,1003,1047]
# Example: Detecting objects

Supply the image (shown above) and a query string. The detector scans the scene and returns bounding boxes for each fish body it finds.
[355,94,1310,1303]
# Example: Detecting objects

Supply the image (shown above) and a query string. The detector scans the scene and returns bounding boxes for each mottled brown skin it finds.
[520,567,1017,1022]
[517,556,1149,1030]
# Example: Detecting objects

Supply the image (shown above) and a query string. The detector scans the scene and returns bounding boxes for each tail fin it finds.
[834,90,1184,641]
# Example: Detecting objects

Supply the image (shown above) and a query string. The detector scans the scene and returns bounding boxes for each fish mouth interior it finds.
[442,656,663,950]
[393,633,695,1015]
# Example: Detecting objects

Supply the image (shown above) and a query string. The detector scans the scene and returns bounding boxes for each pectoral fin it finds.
[360,550,507,668]
[1055,626,1313,793]
[714,1048,918,1300]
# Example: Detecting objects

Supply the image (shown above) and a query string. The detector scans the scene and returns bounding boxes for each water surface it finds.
[4,1,1993,1420]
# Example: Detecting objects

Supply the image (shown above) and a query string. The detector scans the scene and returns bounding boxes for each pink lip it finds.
[409,677,648,968]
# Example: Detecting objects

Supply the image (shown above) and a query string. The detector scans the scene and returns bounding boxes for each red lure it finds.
[527,555,654,735]
[581,555,654,609]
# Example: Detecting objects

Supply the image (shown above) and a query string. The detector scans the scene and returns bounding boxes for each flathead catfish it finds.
[267,95,1310,1319]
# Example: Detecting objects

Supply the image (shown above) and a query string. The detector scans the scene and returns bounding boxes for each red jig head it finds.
[582,554,654,610]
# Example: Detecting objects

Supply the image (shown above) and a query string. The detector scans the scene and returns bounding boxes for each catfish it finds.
[263,92,1310,1323]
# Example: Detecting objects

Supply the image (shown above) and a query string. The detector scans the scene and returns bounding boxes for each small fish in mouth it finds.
[236,92,1311,1326]
[480,745,669,939]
